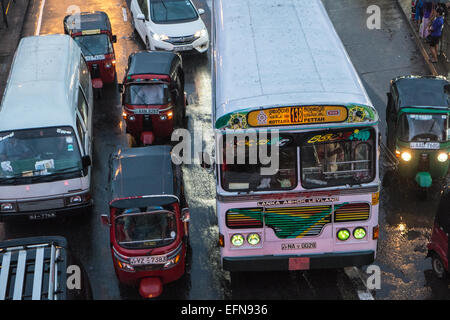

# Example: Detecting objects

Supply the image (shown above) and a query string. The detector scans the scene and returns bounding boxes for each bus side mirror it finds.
[82,155,92,168]
[101,214,110,226]
[112,35,117,43]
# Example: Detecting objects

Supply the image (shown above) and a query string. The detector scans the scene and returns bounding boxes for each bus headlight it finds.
[401,151,412,162]
[437,152,448,162]
[231,234,244,247]
[337,229,350,241]
[353,227,367,239]
[247,233,261,246]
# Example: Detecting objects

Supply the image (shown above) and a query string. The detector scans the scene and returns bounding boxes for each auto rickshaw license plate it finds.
[133,108,160,115]
[410,142,440,149]
[130,255,168,266]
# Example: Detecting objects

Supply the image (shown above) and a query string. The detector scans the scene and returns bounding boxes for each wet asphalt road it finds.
[1,0,449,300]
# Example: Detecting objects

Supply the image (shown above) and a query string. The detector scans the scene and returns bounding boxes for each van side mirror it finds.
[198,8,205,15]
[101,214,110,226]
[137,13,146,21]
[112,35,117,43]
[82,155,92,168]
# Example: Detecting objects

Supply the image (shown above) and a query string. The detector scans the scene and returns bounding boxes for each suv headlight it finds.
[194,29,207,38]
[152,32,169,41]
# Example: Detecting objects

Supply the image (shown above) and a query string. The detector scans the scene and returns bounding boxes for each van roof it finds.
[0,35,82,131]
[213,0,373,122]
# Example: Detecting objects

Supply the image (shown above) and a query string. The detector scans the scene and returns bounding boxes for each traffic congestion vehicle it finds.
[101,145,190,298]
[427,186,449,279]
[130,0,209,53]
[0,35,93,221]
[0,236,92,300]
[64,11,117,96]
[386,76,450,196]
[209,0,380,274]
[120,51,186,145]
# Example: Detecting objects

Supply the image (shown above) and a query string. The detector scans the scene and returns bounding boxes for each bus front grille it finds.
[333,203,370,222]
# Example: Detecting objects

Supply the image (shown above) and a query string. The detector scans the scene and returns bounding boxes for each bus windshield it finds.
[0,127,83,184]
[220,134,297,192]
[115,207,177,249]
[301,128,375,189]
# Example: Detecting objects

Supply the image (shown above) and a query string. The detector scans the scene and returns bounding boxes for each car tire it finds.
[431,253,447,279]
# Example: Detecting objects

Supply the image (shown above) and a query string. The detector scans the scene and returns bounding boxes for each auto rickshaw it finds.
[64,11,117,96]
[427,186,449,279]
[101,145,190,298]
[386,76,450,196]
[119,51,187,145]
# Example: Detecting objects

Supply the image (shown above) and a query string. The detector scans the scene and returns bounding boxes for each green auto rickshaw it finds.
[386,75,450,197]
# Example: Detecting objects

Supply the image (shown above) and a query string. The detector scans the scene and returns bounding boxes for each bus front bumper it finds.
[222,250,375,272]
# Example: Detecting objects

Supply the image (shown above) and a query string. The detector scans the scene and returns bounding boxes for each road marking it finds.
[35,0,46,35]
[344,267,375,300]
[122,7,128,22]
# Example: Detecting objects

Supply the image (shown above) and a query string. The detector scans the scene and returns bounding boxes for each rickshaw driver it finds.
[129,84,166,105]
[122,207,172,242]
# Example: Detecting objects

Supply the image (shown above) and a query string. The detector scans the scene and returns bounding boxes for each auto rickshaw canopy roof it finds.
[109,145,179,208]
[393,76,450,111]
[64,11,111,34]
[127,51,181,78]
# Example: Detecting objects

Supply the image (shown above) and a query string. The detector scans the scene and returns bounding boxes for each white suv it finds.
[130,0,209,53]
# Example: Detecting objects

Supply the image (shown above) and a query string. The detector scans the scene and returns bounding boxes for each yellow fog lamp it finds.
[337,229,351,241]
[247,233,261,246]
[353,227,367,240]
[231,234,244,247]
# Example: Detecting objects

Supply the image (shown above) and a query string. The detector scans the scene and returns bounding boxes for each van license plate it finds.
[29,213,56,220]
[281,242,316,250]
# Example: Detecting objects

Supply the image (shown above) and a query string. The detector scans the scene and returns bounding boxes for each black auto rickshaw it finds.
[101,145,190,298]
[427,186,449,279]
[119,51,187,146]
[386,76,450,196]
[64,11,117,97]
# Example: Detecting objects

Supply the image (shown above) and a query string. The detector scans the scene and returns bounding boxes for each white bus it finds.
[211,0,380,273]
[0,34,94,221]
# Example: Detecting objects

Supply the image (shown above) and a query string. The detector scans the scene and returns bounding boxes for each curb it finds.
[395,0,439,76]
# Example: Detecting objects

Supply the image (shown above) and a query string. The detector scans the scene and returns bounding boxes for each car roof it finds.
[64,11,110,33]
[110,146,177,204]
[393,76,450,110]
[0,35,82,131]
[127,51,180,77]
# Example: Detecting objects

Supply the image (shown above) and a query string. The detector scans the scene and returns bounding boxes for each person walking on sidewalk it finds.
[420,1,433,38]
[428,6,445,63]
[415,0,425,30]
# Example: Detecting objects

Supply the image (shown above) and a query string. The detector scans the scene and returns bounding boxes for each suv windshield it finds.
[74,33,112,57]
[150,0,198,24]
[220,134,297,192]
[124,83,169,105]
[301,128,375,189]
[115,207,177,249]
[0,127,83,184]
[399,113,448,142]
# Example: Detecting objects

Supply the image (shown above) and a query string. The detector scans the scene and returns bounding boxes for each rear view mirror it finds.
[181,208,190,223]
[112,35,117,43]
[101,214,110,226]
[198,8,205,15]
[82,155,92,168]
[137,13,145,21]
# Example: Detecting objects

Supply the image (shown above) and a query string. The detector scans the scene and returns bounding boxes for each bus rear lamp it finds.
[337,229,350,241]
[373,225,379,240]
[231,234,244,247]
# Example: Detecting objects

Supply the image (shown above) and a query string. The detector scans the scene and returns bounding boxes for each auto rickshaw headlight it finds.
[128,115,135,121]
[247,233,261,246]
[437,152,448,162]
[401,151,412,162]
[231,234,244,247]
[117,259,135,272]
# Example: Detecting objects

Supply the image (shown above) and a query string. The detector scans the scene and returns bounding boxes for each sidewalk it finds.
[0,0,31,99]
[397,0,448,76]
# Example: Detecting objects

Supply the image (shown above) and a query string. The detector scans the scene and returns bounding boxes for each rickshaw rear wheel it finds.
[431,253,447,279]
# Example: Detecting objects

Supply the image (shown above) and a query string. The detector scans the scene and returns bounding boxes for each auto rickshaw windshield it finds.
[74,33,113,57]
[124,83,170,105]
[399,113,449,142]
[115,207,177,249]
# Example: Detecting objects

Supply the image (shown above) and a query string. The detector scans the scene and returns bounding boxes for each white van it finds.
[0,34,94,220]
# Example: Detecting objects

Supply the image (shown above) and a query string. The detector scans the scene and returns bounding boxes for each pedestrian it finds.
[415,0,424,29]
[420,1,433,38]
[428,6,445,63]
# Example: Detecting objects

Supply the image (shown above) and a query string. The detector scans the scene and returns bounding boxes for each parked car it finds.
[102,145,190,298]
[0,236,92,300]
[130,0,209,53]
[427,186,449,279]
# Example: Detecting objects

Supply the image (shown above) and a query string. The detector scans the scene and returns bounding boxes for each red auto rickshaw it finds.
[120,51,187,145]
[427,186,449,279]
[101,145,190,298]
[64,11,117,96]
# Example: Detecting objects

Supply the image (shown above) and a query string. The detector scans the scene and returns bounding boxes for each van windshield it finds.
[0,127,83,184]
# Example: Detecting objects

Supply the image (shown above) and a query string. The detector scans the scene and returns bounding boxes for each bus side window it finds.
[76,117,86,155]
[79,57,91,99]
[77,88,89,126]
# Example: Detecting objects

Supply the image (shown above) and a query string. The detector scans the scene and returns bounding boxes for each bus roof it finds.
[0,35,81,131]
[213,0,375,129]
